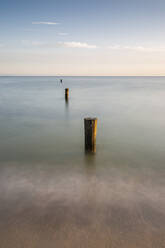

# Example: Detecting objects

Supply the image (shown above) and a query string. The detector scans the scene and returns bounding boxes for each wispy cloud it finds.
[57,41,97,49]
[20,40,165,52]
[22,40,46,47]
[32,21,59,25]
[23,28,40,32]
[58,33,69,36]
[32,41,46,46]
[108,45,165,52]
[21,40,97,49]
[108,45,144,51]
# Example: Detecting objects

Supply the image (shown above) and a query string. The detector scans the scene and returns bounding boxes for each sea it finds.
[0,76,165,247]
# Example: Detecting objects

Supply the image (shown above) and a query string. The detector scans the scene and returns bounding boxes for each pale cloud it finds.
[21,40,33,46]
[20,40,165,52]
[31,41,46,46]
[108,45,144,51]
[58,33,69,36]
[108,45,165,52]
[32,21,59,25]
[21,40,97,49]
[57,41,97,49]
[21,40,46,47]
[23,28,40,32]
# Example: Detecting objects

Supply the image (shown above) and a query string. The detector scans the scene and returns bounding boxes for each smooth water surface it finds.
[0,76,165,247]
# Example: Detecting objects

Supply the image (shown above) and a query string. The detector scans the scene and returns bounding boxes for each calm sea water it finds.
[0,76,165,247]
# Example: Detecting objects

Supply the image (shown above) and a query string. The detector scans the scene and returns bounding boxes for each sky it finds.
[0,0,165,76]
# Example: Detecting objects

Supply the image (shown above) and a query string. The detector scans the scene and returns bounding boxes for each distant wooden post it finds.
[65,88,69,100]
[84,118,97,153]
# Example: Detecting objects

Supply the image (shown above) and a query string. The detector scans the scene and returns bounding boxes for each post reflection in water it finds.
[65,97,69,108]
[64,96,69,120]
[84,151,96,172]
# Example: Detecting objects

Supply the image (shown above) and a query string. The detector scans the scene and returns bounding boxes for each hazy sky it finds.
[0,0,165,76]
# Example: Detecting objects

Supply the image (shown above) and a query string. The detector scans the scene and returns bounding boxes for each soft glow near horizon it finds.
[0,0,165,76]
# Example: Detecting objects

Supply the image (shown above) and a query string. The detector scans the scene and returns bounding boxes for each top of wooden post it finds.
[84,117,97,121]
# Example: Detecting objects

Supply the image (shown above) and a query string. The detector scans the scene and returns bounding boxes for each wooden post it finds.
[84,118,97,153]
[65,88,69,100]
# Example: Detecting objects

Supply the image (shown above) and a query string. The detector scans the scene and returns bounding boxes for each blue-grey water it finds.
[0,76,165,247]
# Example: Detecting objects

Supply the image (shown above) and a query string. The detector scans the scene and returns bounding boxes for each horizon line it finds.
[0,75,165,77]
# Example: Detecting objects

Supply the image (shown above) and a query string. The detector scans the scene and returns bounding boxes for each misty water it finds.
[0,76,165,247]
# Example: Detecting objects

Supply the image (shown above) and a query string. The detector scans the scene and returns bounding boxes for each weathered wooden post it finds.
[84,118,97,153]
[65,88,69,101]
